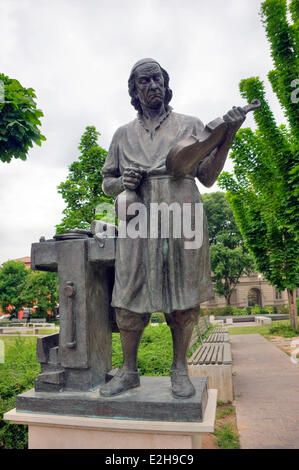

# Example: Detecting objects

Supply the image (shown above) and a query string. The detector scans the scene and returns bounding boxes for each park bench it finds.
[188,323,233,402]
[189,316,211,354]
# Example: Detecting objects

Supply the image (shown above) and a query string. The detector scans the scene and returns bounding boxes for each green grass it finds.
[217,400,225,406]
[212,404,241,449]
[0,336,40,449]
[268,322,299,338]
[228,319,299,338]
[216,406,235,420]
[0,336,34,347]
[214,422,240,449]
[228,325,270,335]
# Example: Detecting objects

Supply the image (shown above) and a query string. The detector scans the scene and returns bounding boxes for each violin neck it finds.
[243,99,261,114]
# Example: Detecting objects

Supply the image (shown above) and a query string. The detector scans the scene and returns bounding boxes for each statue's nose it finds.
[150,78,158,89]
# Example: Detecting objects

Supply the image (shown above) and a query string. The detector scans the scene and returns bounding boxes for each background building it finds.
[202,273,289,309]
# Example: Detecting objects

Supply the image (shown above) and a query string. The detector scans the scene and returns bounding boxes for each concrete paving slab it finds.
[231,334,299,449]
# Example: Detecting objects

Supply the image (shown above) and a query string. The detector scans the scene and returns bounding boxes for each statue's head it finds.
[128,58,173,114]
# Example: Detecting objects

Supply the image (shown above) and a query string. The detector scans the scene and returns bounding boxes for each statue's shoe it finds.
[170,368,196,399]
[100,368,140,397]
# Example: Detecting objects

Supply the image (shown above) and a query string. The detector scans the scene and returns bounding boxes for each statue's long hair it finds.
[128,66,173,114]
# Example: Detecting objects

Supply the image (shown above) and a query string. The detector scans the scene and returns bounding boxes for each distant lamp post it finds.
[258,274,263,308]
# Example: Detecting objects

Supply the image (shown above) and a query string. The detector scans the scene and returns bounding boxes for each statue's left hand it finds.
[223,106,246,136]
[123,166,144,190]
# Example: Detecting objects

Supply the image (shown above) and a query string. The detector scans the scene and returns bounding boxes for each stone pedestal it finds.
[15,376,209,423]
[4,389,217,449]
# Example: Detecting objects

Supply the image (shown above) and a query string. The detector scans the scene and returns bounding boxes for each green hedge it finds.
[150,312,165,324]
[201,306,235,316]
[112,324,173,376]
[201,304,291,316]
[268,321,299,338]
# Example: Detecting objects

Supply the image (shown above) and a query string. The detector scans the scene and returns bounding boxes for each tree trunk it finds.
[287,288,298,330]
[226,293,231,306]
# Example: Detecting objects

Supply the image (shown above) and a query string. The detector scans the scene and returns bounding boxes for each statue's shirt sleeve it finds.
[101,127,122,178]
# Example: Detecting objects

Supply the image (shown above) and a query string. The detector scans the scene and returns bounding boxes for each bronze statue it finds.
[100,58,253,398]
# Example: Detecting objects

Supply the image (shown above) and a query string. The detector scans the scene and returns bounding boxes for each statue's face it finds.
[134,63,165,110]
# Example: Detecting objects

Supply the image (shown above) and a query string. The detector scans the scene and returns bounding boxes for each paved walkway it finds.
[231,334,299,449]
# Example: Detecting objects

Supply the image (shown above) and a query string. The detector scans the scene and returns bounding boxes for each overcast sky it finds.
[0,0,284,264]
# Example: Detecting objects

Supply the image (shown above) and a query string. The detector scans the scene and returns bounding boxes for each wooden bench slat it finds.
[217,344,224,364]
[198,345,211,365]
[189,341,232,366]
[197,345,209,365]
[205,344,216,365]
[211,344,219,364]
[203,332,229,343]
[192,344,207,364]
[213,327,227,334]
[189,340,205,364]
[223,342,232,364]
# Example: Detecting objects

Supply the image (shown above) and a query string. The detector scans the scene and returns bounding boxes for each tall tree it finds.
[219,0,299,328]
[0,261,58,318]
[0,73,45,163]
[23,271,58,317]
[56,126,113,234]
[202,192,241,247]
[202,192,255,305]
[0,261,28,316]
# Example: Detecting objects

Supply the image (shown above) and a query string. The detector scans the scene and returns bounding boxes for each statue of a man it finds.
[100,58,246,398]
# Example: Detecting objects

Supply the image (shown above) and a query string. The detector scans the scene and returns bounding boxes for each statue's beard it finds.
[146,93,164,108]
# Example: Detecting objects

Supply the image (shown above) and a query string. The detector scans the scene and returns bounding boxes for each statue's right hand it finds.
[122,167,144,190]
